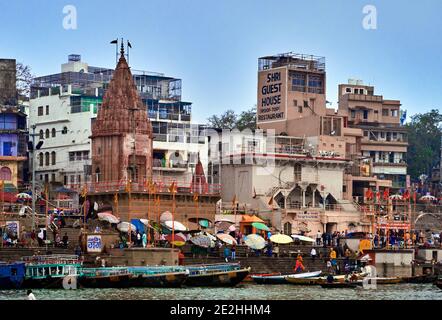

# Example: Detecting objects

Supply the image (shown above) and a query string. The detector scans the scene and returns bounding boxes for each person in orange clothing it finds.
[294,253,305,273]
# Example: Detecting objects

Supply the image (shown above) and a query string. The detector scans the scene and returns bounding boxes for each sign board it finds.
[87,235,102,253]
[257,68,287,123]
[297,211,320,221]
[5,221,19,237]
[406,175,411,189]
[374,222,410,230]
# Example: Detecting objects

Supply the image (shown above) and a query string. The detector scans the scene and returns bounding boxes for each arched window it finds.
[0,167,12,181]
[283,222,292,235]
[45,129,50,139]
[39,153,43,166]
[62,126,68,134]
[51,151,56,165]
[45,152,50,166]
[39,130,44,140]
[51,128,56,138]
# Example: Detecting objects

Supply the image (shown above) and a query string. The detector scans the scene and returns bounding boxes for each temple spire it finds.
[120,38,125,58]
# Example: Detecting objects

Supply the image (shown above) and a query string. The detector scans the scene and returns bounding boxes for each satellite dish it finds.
[63,275,77,290]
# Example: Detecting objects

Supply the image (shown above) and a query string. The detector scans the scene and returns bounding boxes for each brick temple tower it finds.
[91,44,153,183]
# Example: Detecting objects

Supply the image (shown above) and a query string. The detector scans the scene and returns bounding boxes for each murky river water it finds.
[1,283,441,300]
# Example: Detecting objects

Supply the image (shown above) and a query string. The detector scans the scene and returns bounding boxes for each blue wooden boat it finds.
[21,255,82,289]
[127,266,188,288]
[79,267,133,289]
[0,262,26,289]
[182,263,251,287]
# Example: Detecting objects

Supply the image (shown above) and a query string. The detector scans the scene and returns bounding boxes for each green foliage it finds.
[406,109,442,180]
[207,106,256,130]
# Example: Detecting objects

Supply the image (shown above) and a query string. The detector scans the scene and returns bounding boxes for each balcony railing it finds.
[67,176,221,195]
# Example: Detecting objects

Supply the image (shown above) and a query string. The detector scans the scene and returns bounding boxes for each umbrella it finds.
[16,193,32,200]
[166,233,186,243]
[140,219,149,226]
[244,234,266,250]
[190,235,212,248]
[420,195,436,202]
[228,225,236,232]
[291,234,315,243]
[252,222,270,232]
[160,211,173,222]
[163,220,188,232]
[217,233,237,245]
[98,212,120,224]
[215,218,235,224]
[117,222,137,233]
[189,217,212,228]
[270,234,294,244]
[389,194,403,200]
[204,232,217,241]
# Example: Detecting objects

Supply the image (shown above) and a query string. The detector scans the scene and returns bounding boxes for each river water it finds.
[1,283,441,300]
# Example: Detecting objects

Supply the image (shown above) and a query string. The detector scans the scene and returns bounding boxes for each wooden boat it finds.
[435,279,442,290]
[286,273,365,286]
[0,262,26,289]
[402,274,437,284]
[128,266,188,288]
[79,267,133,289]
[252,271,322,285]
[362,277,403,285]
[183,263,251,287]
[21,255,82,289]
[320,282,361,289]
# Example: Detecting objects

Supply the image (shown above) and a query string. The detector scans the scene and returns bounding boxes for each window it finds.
[350,110,356,118]
[51,173,56,182]
[64,175,68,185]
[346,88,352,93]
[363,110,368,120]
[382,109,389,116]
[83,151,89,160]
[283,222,292,235]
[45,105,49,115]
[62,127,68,134]
[45,129,50,139]
[45,152,49,166]
[51,128,56,138]
[76,151,82,161]
[70,175,75,184]
[293,100,298,107]
[69,152,75,162]
[39,153,43,166]
[0,167,12,180]
[391,109,398,117]
[44,174,49,183]
[51,151,56,165]
[38,106,43,116]
[298,106,303,113]
[39,130,44,140]
[0,115,17,130]
[78,175,81,184]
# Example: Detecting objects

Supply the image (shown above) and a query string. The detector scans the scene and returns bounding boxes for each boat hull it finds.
[252,271,322,285]
[320,282,361,289]
[184,268,250,287]
[22,276,66,289]
[79,274,133,289]
[436,280,442,290]
[402,275,437,284]
[0,276,24,289]
[129,272,188,288]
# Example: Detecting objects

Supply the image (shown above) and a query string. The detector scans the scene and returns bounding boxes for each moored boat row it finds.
[0,256,251,290]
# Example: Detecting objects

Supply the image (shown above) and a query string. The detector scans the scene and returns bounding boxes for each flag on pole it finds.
[110,39,118,44]
[383,188,390,200]
[127,40,132,48]
[169,182,177,194]
[365,189,373,200]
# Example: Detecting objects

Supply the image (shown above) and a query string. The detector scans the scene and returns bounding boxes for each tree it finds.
[16,62,34,98]
[207,107,256,131]
[406,109,442,181]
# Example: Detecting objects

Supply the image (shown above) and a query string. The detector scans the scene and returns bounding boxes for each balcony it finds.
[153,159,189,172]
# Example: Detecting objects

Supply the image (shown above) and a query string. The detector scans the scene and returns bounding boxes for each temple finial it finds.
[120,38,125,57]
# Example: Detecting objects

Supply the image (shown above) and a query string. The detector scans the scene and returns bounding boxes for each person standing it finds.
[142,232,147,248]
[294,254,305,273]
[310,247,317,262]
[330,248,337,272]
[316,230,322,246]
[231,244,236,261]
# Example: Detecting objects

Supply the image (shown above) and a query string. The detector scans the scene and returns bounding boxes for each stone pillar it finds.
[312,188,316,208]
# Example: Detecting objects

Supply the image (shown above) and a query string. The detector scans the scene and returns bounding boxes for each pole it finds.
[172,185,175,249]
[31,125,36,232]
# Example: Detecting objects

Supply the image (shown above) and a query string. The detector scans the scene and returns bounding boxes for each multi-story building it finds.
[29,54,209,188]
[338,80,408,195]
[0,59,28,191]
